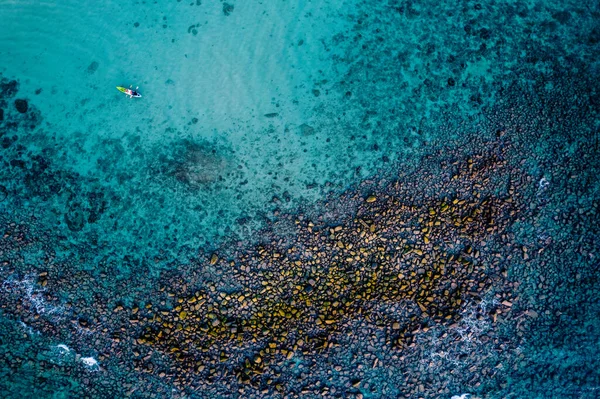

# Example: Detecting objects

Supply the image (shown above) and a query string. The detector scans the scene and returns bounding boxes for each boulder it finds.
[14,99,28,113]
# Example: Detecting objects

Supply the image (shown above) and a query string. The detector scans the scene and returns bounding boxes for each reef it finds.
[1,1,600,397]
[132,134,525,396]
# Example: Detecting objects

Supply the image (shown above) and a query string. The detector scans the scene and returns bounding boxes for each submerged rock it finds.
[64,205,86,232]
[86,61,99,74]
[0,79,18,98]
[14,99,28,113]
[223,3,234,16]
[163,140,228,187]
[298,123,315,136]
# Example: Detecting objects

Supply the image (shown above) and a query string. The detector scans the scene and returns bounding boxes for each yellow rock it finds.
[210,254,218,265]
[366,196,377,203]
[179,311,187,320]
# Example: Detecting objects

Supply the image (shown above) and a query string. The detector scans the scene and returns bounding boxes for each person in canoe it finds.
[116,85,142,98]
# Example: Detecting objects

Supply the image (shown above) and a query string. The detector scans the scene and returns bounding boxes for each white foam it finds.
[18,320,37,336]
[451,395,471,399]
[2,274,64,321]
[80,356,100,371]
[56,344,71,353]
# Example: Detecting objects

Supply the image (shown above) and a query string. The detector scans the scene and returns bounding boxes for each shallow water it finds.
[1,0,599,398]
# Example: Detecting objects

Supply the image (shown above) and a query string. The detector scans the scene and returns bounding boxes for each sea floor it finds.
[1,0,599,398]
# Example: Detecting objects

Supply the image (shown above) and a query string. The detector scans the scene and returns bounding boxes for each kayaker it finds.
[128,85,140,98]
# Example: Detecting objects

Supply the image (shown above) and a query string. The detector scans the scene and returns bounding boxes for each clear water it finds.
[1,0,599,397]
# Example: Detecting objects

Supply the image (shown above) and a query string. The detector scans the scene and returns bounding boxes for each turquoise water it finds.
[1,0,599,398]
[0,0,360,266]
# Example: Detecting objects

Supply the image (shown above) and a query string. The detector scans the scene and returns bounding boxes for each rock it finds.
[168,140,227,186]
[210,254,218,265]
[223,3,234,16]
[1,79,18,98]
[299,123,315,136]
[366,196,377,203]
[64,206,86,231]
[525,310,538,318]
[86,61,99,74]
[0,108,4,121]
[264,113,279,118]
[14,99,28,113]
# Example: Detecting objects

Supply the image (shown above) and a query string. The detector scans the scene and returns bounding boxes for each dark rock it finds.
[447,78,456,87]
[264,113,279,118]
[0,108,3,121]
[1,79,18,98]
[65,205,86,232]
[0,185,7,201]
[86,61,99,74]
[10,159,25,168]
[167,140,226,187]
[14,99,28,113]
[35,88,42,95]
[1,136,13,148]
[552,11,571,24]
[590,28,600,45]
[299,123,315,136]
[223,3,234,16]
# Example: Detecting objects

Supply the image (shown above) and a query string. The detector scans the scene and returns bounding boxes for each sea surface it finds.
[1,0,599,398]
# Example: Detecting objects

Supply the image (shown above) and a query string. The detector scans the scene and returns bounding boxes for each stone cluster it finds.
[126,137,525,396]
